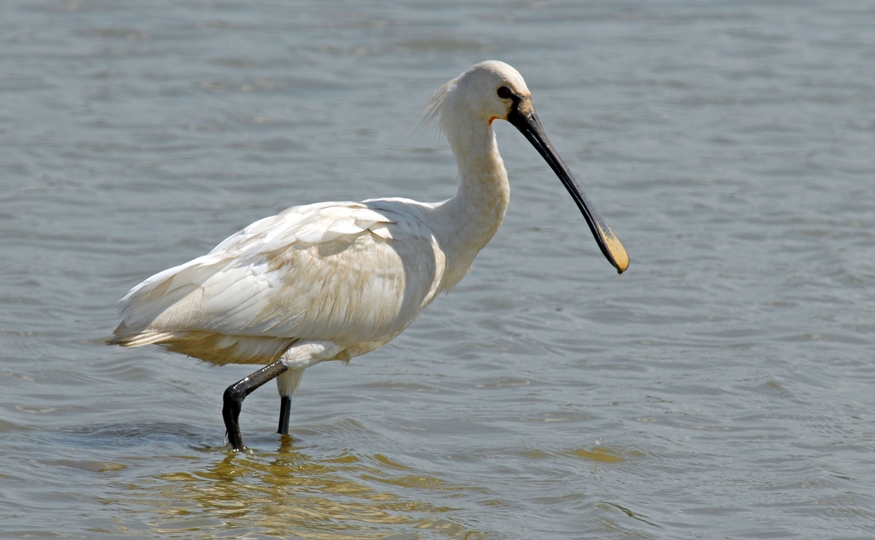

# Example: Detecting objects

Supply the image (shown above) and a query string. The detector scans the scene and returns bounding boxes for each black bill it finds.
[507,104,629,274]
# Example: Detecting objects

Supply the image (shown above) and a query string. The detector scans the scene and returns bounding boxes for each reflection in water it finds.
[569,447,629,464]
[130,438,487,539]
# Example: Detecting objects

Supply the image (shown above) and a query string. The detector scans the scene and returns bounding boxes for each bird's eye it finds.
[496,86,512,99]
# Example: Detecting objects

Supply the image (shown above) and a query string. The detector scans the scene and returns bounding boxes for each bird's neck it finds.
[434,117,511,291]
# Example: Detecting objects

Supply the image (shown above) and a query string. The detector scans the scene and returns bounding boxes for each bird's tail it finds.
[107,328,176,348]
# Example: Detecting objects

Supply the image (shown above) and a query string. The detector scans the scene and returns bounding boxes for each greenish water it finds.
[2,1,874,538]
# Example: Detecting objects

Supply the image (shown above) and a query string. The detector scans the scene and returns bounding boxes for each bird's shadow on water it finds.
[39,422,489,538]
[49,420,217,452]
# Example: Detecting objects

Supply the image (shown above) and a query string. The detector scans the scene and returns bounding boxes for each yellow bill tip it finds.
[598,224,630,275]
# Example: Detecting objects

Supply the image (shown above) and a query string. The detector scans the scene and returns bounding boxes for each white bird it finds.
[109,61,629,451]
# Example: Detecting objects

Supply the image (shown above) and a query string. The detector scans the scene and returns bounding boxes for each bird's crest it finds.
[415,77,456,138]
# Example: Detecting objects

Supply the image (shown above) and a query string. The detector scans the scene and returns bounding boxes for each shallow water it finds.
[2,1,875,538]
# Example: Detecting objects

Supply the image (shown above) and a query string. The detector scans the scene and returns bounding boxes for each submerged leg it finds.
[275,368,305,435]
[223,360,288,451]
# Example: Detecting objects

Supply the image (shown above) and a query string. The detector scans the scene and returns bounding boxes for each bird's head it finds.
[428,61,629,275]
[445,60,535,125]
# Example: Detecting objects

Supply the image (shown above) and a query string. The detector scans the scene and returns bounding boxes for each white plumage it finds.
[113,201,445,366]
[110,61,628,450]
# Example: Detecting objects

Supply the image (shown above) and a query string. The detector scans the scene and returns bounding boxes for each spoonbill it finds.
[109,61,629,451]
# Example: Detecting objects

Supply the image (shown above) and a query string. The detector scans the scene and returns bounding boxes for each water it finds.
[2,1,874,538]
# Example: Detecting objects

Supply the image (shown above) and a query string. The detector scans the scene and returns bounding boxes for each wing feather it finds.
[112,200,446,365]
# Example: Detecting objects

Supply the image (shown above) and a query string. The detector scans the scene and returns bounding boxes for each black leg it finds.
[222,360,288,451]
[277,396,291,435]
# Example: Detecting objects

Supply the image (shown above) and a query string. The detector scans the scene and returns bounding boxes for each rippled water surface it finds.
[2,1,875,538]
